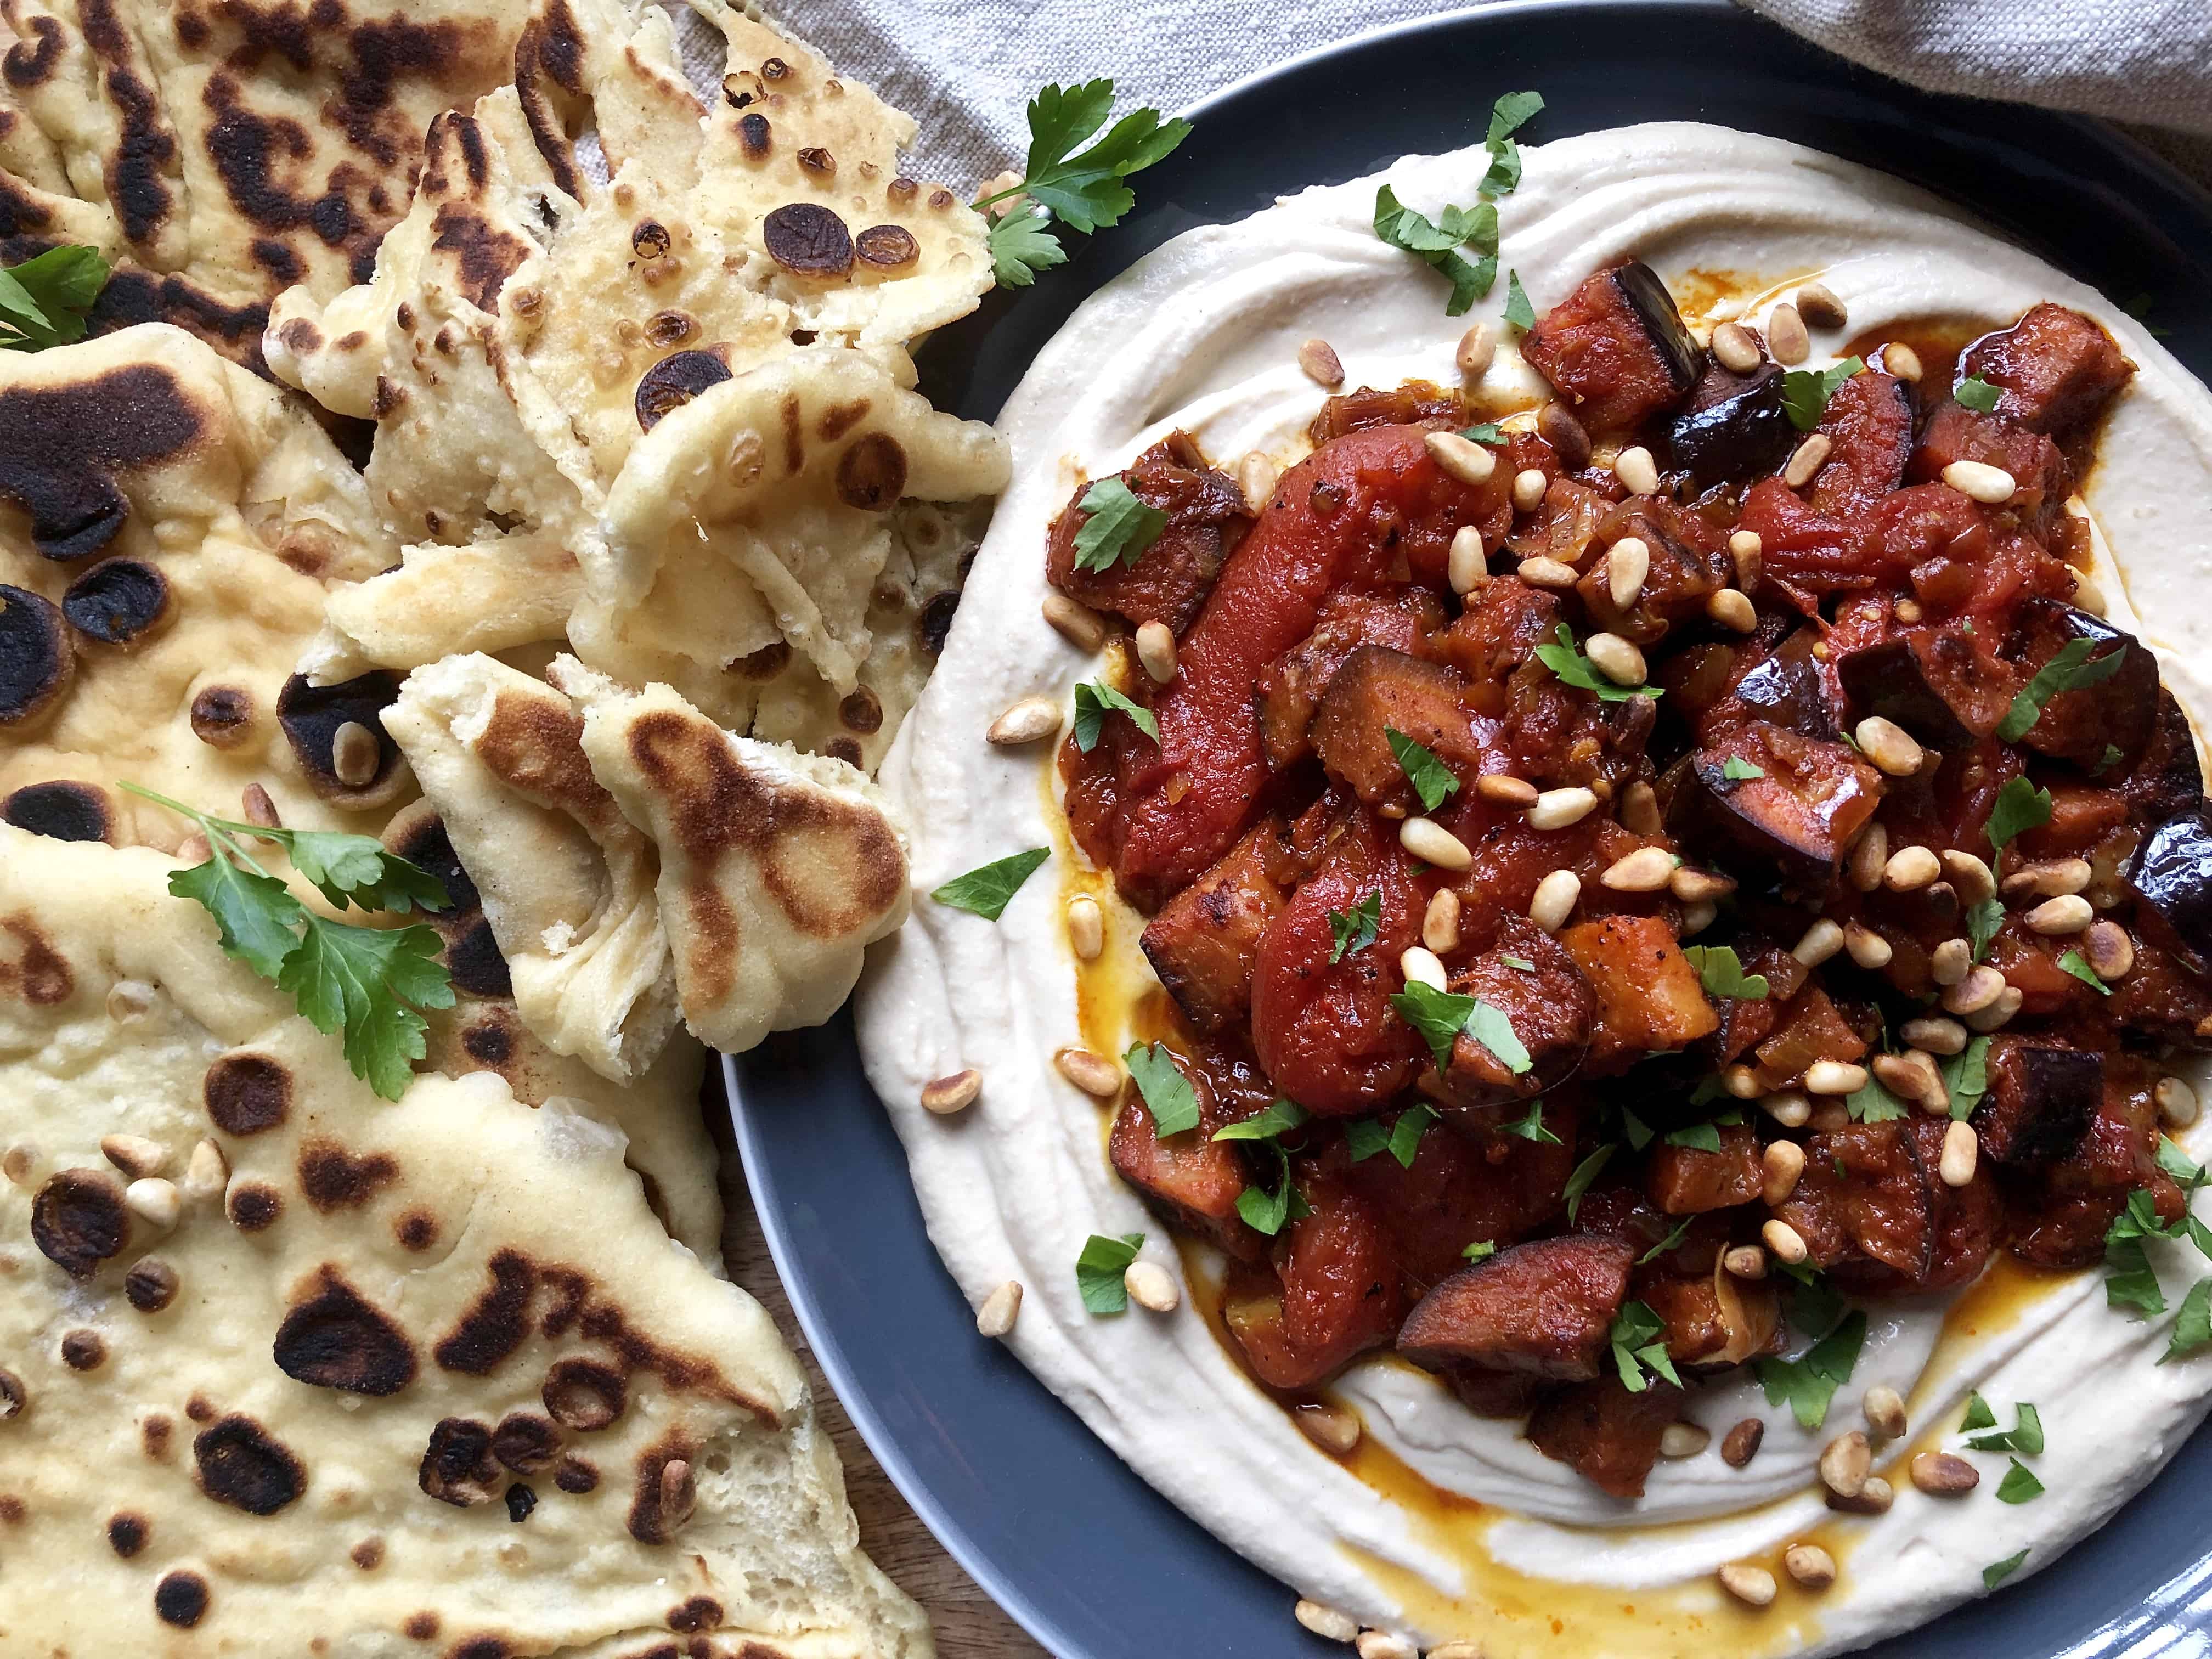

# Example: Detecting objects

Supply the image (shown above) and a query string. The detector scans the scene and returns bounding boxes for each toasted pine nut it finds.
[1873,1051,1946,1115]
[1355,1632,1416,1659]
[1477,773,1539,807]
[1883,342,1923,381]
[1863,1384,1908,1440]
[1763,1093,1812,1134]
[1718,1564,1777,1607]
[1854,716,1923,777]
[1612,445,1660,496]
[1766,303,1809,365]
[988,695,1062,746]
[1299,337,1345,388]
[1538,402,1592,469]
[1054,1046,1121,1097]
[1456,323,1496,382]
[1724,1064,1762,1099]
[1601,847,1675,893]
[1607,537,1650,608]
[1792,918,1844,966]
[1894,597,1925,623]
[1427,429,1498,487]
[1723,1244,1767,1280]
[1448,524,1488,594]
[1660,1422,1711,1459]
[1518,556,1578,589]
[100,1134,168,1180]
[1527,787,1597,831]
[1706,587,1757,631]
[1400,817,1472,871]
[1399,946,1448,991]
[1883,845,1941,891]
[1848,822,1889,891]
[1911,1451,1979,1495]
[1712,321,1762,373]
[1843,922,1893,969]
[975,1279,1022,1337]
[1931,938,1972,986]
[1783,433,1833,489]
[1943,965,2006,1015]
[1784,1543,1838,1589]
[125,1177,181,1231]
[1135,621,1177,683]
[2158,1075,2200,1128]
[1762,1138,1807,1197]
[1762,1217,1809,1263]
[1829,1474,1893,1515]
[1067,895,1104,961]
[922,1069,983,1115]
[1621,780,1663,838]
[1722,1418,1765,1467]
[1939,849,1996,904]
[241,782,281,828]
[1819,1430,1871,1497]
[1728,528,1763,588]
[1042,592,1108,650]
[1670,866,1736,902]
[2082,919,2135,980]
[331,721,380,787]
[1237,452,1278,514]
[1426,1644,1482,1659]
[2004,857,2092,900]
[1804,1060,1868,1096]
[2025,894,2094,935]
[1964,985,2024,1032]
[1940,1120,1978,1187]
[1511,467,1548,512]
[1901,1015,1968,1055]
[2071,570,2108,616]
[1794,283,1848,329]
[1422,890,1462,953]
[1530,868,1581,932]
[1294,1402,1363,1455]
[1124,1260,1180,1313]
[1682,899,1717,936]
[182,1139,228,1203]
[1943,459,2016,503]
[1584,633,1647,686]
[1294,1601,1360,1643]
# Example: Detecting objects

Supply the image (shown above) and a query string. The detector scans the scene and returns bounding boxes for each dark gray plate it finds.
[729,5,2212,1654]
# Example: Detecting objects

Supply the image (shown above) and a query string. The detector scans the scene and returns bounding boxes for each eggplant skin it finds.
[2129,809,2212,979]
[1835,629,2010,747]
[1973,1041,2101,1169]
[1668,363,1793,486]
[1611,262,1705,393]
[2008,599,2159,770]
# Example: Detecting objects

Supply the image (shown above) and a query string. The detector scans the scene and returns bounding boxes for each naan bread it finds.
[556,658,911,1054]
[0,825,929,1656]
[0,323,406,846]
[385,653,680,1086]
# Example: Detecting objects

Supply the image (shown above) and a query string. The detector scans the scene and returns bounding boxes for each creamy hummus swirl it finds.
[859,122,2212,1655]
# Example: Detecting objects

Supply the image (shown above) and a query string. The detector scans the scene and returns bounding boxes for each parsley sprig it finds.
[1346,1103,1437,1168]
[123,783,452,1100]
[980,81,1192,287]
[1328,891,1381,964]
[1386,727,1460,811]
[1073,680,1158,750]
[1996,637,2128,742]
[1781,356,1866,431]
[1610,1301,1681,1392]
[1126,1042,1199,1136]
[1534,624,1662,702]
[1984,776,2053,859]
[1071,477,1166,573]
[1682,944,1767,1001]
[1754,1308,1867,1429]
[0,245,110,351]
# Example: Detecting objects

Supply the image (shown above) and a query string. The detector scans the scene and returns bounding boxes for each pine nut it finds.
[1400,817,1472,871]
[922,1069,983,1115]
[1729,528,1764,588]
[1295,1403,1363,1454]
[2004,857,2092,900]
[1874,1051,1946,1115]
[1965,985,2024,1032]
[241,782,281,828]
[1682,899,1717,935]
[1762,1139,1808,1195]
[2026,894,2094,934]
[1762,1217,1809,1263]
[1400,946,1448,991]
[1584,633,1647,686]
[1422,889,1462,953]
[988,695,1062,746]
[1910,1451,1979,1495]
[1601,847,1675,892]
[1612,445,1660,496]
[1660,1422,1711,1459]
[2071,571,2108,616]
[1135,621,1177,683]
[1295,1601,1360,1643]
[1792,918,1844,966]
[2083,919,2135,980]
[1724,1064,1763,1099]
[1863,1384,1908,1440]
[1477,773,1539,806]
[1783,433,1833,489]
[1901,1015,1968,1055]
[1511,467,1548,512]
[1804,1060,1868,1096]
[1448,524,1489,594]
[1785,1543,1837,1589]
[1722,1419,1765,1467]
[1894,597,1925,623]
[1718,1564,1777,1607]
[100,1134,169,1180]
[1829,1474,1893,1515]
[1763,1093,1812,1134]
[1042,592,1108,650]
[1943,965,2006,1015]
[1883,342,1923,381]
[1795,283,1848,329]
[1883,845,1941,891]
[2158,1076,2199,1128]
[1767,303,1809,365]
[1712,321,1762,373]
[1067,895,1104,961]
[182,1139,228,1203]
[1706,588,1757,631]
[1819,1430,1871,1496]
[1538,402,1592,470]
[1427,1644,1482,1659]
[1621,780,1663,838]
[1939,1120,1978,1187]
[1299,337,1345,387]
[331,721,380,788]
[1054,1047,1121,1097]
[1607,537,1650,608]
[1456,323,1496,382]
[1931,939,1972,985]
[125,1177,181,1231]
[1723,1244,1768,1279]
[1237,452,1278,514]
[1671,866,1736,902]
[1854,716,1923,777]
[1427,428,1499,488]
[1530,868,1581,932]
[1527,787,1597,830]
[1519,556,1578,588]
[1940,849,1996,904]
[1848,822,1889,891]
[1356,1632,1416,1659]
[1943,459,2017,504]
[1125,1259,1180,1312]
[1843,922,1893,969]
[975,1279,1022,1337]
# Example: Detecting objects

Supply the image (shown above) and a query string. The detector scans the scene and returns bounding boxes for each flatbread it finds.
[0,823,930,1656]
[556,656,911,1054]
[385,653,681,1086]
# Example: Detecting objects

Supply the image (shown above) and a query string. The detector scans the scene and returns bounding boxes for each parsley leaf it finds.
[1479,143,1522,196]
[930,847,1051,920]
[1776,1259,1845,1338]
[1462,1239,1498,1262]
[2095,742,2125,775]
[1722,757,1765,780]
[2057,949,2112,995]
[277,919,452,1101]
[1984,776,2053,858]
[0,244,110,351]
[1638,1216,1694,1266]
[1996,637,2129,742]
[1212,1098,1307,1143]
[1503,269,1534,331]
[1235,1140,1311,1235]
[1373,184,1499,315]
[1984,1550,2029,1589]
[1390,984,1533,1075]
[1780,356,1866,431]
[1534,624,1661,702]
[1460,421,1507,445]
[1500,954,1536,971]
[1847,1073,1910,1123]
[2159,1136,2210,1193]
[1465,1001,1533,1074]
[980,81,1192,259]
[1964,1401,2043,1455]
[1563,1144,1615,1223]
[1954,376,2002,414]
[1125,1042,1199,1136]
[1075,1232,1146,1313]
[1996,1459,2045,1504]
[1487,90,1545,145]
[1386,727,1461,811]
[1966,897,2005,962]
[1073,681,1158,751]
[2163,1278,2212,1363]
[1328,891,1382,964]
[1665,1122,1723,1153]
[1388,1103,1438,1167]
[167,856,311,981]
[2105,1187,2181,1316]
[1681,944,1768,1001]
[1943,1035,1991,1120]
[1499,1099,1561,1144]
[986,207,1068,287]
[1754,1310,1867,1430]
[1961,1390,1998,1432]
[1621,1106,1655,1151]
[1345,1116,1392,1163]
[1609,1301,1681,1392]
[1071,477,1166,573]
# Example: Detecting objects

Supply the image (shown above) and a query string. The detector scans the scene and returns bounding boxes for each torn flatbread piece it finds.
[385,653,680,1085]
[557,657,910,1054]
[0,823,928,1656]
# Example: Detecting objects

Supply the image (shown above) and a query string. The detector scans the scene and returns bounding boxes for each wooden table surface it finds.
[708,1086,1049,1659]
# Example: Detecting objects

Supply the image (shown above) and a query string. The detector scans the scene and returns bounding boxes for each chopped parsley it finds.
[1562,1144,1616,1223]
[980,81,1191,286]
[1503,269,1534,331]
[1499,1099,1561,1144]
[2057,949,2111,995]
[1125,1041,1199,1136]
[1962,1397,2044,1454]
[1477,90,1544,196]
[1984,776,2053,858]
[1070,477,1166,572]
[1235,1141,1312,1235]
[1943,1036,1992,1121]
[1847,1073,1910,1124]
[930,847,1051,920]
[1075,1232,1146,1313]
[1664,1121,1724,1153]
[1462,1239,1498,1263]
[1387,726,1462,811]
[1534,623,1662,702]
[1462,421,1507,445]
[1389,982,1531,1074]
[1754,1309,1867,1430]
[1966,896,2005,962]
[1681,944,1769,1001]
[1373,184,1498,314]
[2104,1187,2186,1316]
[1072,680,1158,751]
[1328,891,1382,964]
[1996,636,2129,742]
[1609,1301,1681,1393]
[1954,375,2003,414]
[1346,1104,1438,1169]
[1638,1216,1694,1266]
[1722,756,1766,781]
[2095,742,2125,775]
[1212,1098,1308,1144]
[1500,954,1536,971]
[2164,1278,2212,1364]
[1984,1550,2029,1589]
[1776,1259,1846,1338]
[1995,1459,2045,1504]
[1781,356,1865,431]
[1621,1105,1656,1150]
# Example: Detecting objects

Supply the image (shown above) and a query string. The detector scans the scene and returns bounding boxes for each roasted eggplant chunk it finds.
[1725,627,1839,741]
[1644,1125,1763,1215]
[1523,261,1702,432]
[1775,1121,1935,1281]
[1835,626,2015,747]
[1526,1376,1682,1499]
[2125,689,2208,827]
[1422,918,1594,1109]
[1665,721,1881,888]
[1958,302,2135,437]
[1223,1184,1403,1390]
[2129,808,2212,979]
[1045,432,1248,632]
[1397,1235,1633,1379]
[1109,1063,1267,1263]
[1667,361,1792,485]
[2006,599,2159,771]
[1257,589,1445,771]
[1972,1040,2101,1169]
[1311,646,1483,807]
[1808,365,1914,517]
[1557,913,1718,1070]
[1141,820,1290,1036]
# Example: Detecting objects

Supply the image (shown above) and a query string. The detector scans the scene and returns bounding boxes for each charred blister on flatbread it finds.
[763,202,853,279]
[0,364,205,560]
[273,1266,418,1395]
[541,1356,625,1431]
[0,913,74,1005]
[435,1248,535,1374]
[834,432,906,510]
[30,1167,128,1277]
[107,1511,149,1557]
[204,1052,292,1136]
[193,1414,304,1514]
[491,1411,560,1473]
[445,916,515,998]
[59,1328,105,1370]
[4,781,112,844]
[0,1368,25,1420]
[61,558,171,646]
[189,684,257,749]
[634,348,732,432]
[153,1569,209,1628]
[505,1482,537,1522]
[125,1257,179,1312]
[297,1139,398,1211]
[628,1434,696,1544]
[225,1178,283,1231]
[419,1416,501,1506]
[854,224,918,272]
[277,671,407,805]
[0,585,75,731]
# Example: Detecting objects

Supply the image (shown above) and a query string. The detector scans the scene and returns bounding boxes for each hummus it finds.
[858,122,2212,1656]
